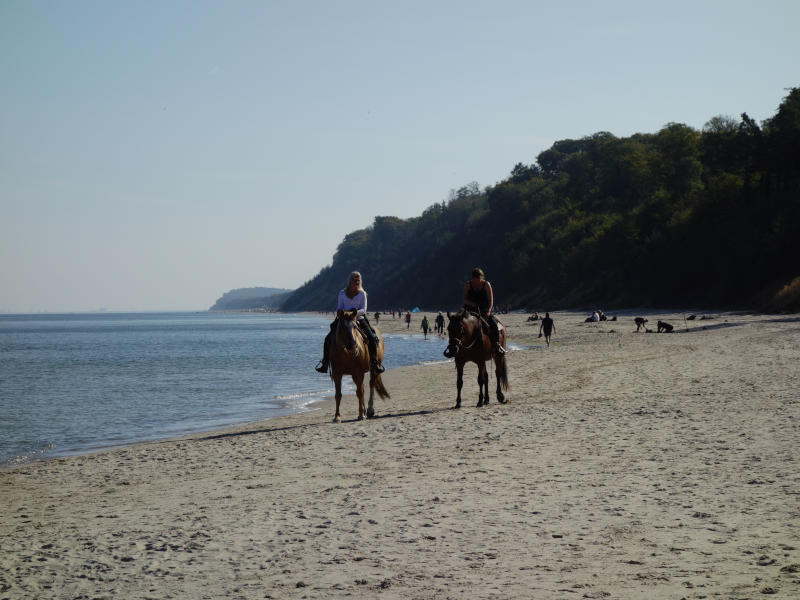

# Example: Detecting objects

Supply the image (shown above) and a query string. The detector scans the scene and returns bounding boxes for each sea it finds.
[0,312,450,467]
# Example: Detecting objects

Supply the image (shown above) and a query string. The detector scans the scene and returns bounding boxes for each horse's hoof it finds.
[357,414,365,421]
[498,396,508,404]
[333,415,341,423]
[366,410,375,418]
[453,403,461,410]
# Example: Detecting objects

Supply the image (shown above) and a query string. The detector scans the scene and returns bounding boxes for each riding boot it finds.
[368,339,385,373]
[359,317,385,374]
[491,331,506,355]
[315,333,331,373]
[489,317,505,355]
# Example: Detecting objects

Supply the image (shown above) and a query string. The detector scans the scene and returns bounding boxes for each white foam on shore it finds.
[275,383,355,408]
[275,390,332,402]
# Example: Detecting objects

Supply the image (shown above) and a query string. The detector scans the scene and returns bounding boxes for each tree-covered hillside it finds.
[282,89,800,312]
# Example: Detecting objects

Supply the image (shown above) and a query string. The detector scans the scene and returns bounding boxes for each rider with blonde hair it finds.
[315,271,385,374]
[463,267,505,355]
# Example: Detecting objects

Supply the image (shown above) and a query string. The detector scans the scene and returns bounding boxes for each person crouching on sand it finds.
[315,271,385,374]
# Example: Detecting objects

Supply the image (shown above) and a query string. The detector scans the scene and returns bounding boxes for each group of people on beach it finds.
[413,312,449,339]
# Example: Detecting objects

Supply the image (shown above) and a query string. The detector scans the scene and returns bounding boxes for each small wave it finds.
[1,443,54,468]
[275,384,355,410]
[420,358,451,366]
[275,390,332,401]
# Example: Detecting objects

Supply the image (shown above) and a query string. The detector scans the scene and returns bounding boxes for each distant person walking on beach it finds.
[435,312,445,335]
[374,311,380,324]
[421,315,430,340]
[539,312,556,347]
[405,311,411,329]
[315,271,385,374]
[463,267,505,355]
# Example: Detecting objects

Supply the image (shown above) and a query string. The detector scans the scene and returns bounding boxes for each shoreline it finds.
[0,308,785,471]
[0,307,781,471]
[2,310,799,598]
[0,312,448,469]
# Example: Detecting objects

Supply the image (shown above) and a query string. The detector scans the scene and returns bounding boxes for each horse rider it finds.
[462,267,505,355]
[315,271,385,374]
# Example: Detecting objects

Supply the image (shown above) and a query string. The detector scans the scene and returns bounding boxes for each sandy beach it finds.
[2,310,799,599]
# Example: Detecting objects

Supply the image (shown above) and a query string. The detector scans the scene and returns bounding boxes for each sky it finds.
[1,1,798,312]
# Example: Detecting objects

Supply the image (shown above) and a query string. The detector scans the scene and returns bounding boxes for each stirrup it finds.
[371,362,385,374]
[494,345,506,355]
[315,361,328,373]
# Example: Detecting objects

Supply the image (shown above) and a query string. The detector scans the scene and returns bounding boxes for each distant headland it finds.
[209,287,294,312]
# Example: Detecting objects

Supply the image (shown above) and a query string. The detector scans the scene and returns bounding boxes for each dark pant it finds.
[485,314,501,345]
[357,315,381,357]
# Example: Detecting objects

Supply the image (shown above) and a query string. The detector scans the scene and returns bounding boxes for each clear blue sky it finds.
[1,0,798,312]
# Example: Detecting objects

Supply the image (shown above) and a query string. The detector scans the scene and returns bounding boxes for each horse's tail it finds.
[497,356,510,392]
[372,373,391,400]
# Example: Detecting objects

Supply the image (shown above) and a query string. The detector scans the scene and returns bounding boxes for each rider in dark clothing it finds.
[463,267,505,355]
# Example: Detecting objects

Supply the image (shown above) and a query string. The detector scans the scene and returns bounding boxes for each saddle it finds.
[462,308,503,338]
[355,321,370,344]
[333,314,371,342]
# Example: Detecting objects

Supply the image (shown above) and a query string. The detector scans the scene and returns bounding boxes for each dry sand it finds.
[2,310,799,599]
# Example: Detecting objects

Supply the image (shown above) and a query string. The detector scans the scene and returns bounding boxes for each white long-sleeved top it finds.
[337,289,367,316]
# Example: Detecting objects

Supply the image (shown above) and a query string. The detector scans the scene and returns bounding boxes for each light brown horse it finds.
[443,309,509,408]
[329,309,390,422]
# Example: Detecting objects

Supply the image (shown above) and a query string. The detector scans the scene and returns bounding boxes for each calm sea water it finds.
[0,312,449,466]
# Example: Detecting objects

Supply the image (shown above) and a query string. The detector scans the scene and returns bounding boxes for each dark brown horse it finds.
[329,309,390,422]
[443,310,509,408]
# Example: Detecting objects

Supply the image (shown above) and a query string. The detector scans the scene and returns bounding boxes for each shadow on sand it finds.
[195,408,452,442]
[674,314,800,333]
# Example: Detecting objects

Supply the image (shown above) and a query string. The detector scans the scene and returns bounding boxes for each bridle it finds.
[336,313,363,357]
[443,312,481,358]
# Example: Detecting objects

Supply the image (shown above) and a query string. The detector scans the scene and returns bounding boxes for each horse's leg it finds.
[367,372,375,418]
[454,360,464,409]
[333,373,343,423]
[495,355,507,404]
[477,362,488,407]
[354,373,366,421]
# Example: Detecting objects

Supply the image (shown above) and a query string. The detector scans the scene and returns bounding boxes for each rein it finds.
[448,313,483,356]
[462,325,482,350]
[335,317,364,356]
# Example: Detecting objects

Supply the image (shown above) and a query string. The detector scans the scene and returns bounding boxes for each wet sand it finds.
[2,310,799,599]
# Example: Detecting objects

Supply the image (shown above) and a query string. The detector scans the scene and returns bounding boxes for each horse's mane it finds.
[461,307,480,320]
[337,308,359,320]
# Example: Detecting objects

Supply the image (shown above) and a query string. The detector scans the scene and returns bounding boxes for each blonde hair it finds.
[346,271,364,298]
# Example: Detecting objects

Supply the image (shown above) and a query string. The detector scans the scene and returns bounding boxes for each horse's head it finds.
[335,309,361,354]
[443,310,469,358]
